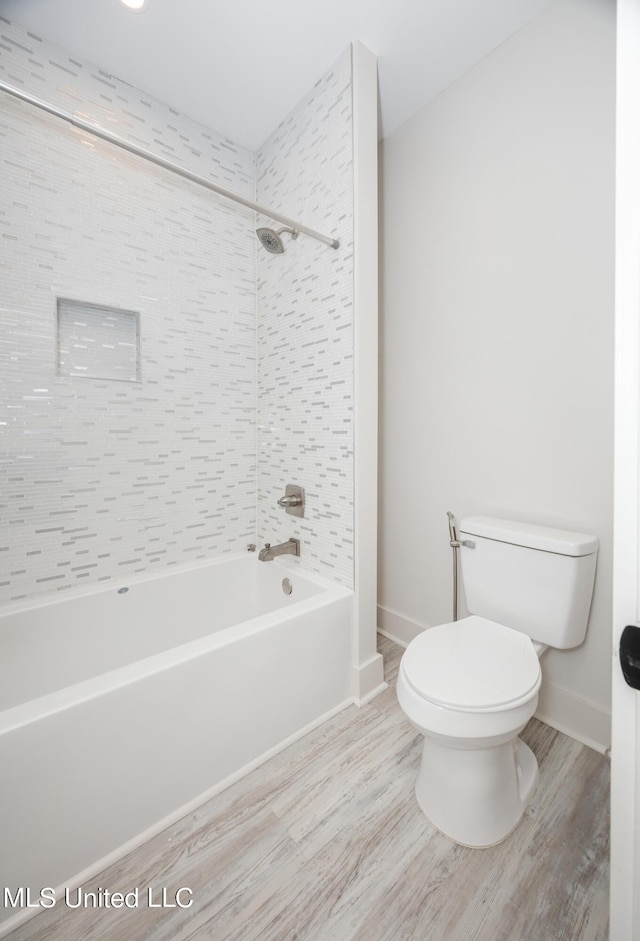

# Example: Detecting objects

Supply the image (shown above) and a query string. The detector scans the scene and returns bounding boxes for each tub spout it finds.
[258,538,300,562]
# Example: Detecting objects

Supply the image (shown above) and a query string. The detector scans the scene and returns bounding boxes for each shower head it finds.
[256,226,299,254]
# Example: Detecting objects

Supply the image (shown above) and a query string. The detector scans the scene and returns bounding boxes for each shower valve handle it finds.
[277,484,305,518]
[278,495,302,508]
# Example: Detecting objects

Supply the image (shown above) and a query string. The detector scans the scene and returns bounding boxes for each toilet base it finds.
[415,735,538,848]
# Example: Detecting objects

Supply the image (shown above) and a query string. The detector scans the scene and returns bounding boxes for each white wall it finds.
[379,0,615,750]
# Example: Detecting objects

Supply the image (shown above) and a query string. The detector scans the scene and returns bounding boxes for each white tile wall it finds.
[256,49,354,587]
[0,17,257,602]
[0,17,355,602]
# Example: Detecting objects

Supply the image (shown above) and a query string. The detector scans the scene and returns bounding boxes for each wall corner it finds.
[351,40,382,699]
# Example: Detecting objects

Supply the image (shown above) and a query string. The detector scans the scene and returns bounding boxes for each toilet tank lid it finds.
[458,516,598,557]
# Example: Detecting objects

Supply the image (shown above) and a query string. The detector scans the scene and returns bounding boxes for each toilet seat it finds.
[402,616,541,713]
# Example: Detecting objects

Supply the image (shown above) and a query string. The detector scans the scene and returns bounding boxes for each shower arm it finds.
[0,80,340,250]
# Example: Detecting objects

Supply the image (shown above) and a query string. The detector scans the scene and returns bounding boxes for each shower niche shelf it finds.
[56,298,141,382]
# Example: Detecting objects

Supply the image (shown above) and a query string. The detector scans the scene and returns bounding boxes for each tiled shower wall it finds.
[0,16,257,603]
[256,49,354,587]
[0,18,355,603]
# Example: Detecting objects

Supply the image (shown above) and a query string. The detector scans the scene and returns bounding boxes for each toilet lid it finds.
[402,616,541,712]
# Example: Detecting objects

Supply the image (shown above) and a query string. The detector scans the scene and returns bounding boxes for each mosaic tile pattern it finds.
[256,49,355,587]
[0,16,257,602]
[0,16,354,603]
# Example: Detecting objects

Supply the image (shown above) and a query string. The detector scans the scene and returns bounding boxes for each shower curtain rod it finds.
[0,80,340,250]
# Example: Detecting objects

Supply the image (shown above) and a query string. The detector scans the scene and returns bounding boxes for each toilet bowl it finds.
[397,616,542,847]
[396,515,598,849]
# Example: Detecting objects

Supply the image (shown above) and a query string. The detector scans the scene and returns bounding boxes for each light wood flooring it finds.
[7,636,610,941]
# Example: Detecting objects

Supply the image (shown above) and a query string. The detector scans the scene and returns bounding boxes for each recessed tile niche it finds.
[56,298,141,382]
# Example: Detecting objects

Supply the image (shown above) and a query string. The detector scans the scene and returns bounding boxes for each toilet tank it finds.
[458,516,598,648]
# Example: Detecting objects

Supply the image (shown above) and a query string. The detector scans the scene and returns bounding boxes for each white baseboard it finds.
[352,651,386,704]
[377,604,612,754]
[377,604,426,647]
[354,680,389,707]
[535,681,611,755]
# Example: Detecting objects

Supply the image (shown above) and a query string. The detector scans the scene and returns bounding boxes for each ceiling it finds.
[0,0,556,150]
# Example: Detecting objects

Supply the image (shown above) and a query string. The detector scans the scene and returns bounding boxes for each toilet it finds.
[397,515,598,848]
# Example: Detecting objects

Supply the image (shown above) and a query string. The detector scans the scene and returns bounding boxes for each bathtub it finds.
[0,554,353,933]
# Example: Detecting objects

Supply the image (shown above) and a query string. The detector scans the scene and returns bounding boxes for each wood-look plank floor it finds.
[7,636,610,941]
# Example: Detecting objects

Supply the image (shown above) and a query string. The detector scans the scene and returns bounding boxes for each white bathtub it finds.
[0,554,353,933]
